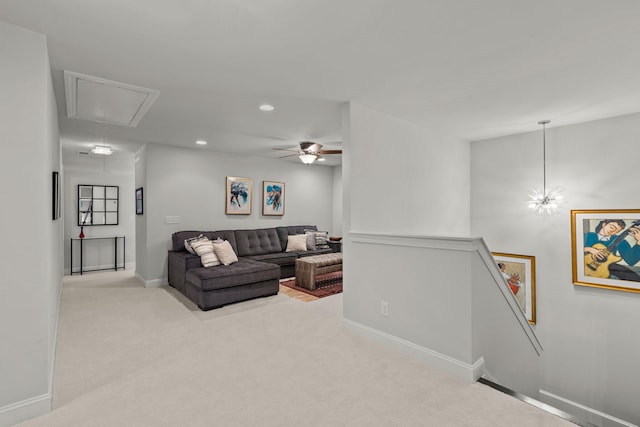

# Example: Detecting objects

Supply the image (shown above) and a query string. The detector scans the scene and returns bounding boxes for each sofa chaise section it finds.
[185,258,279,311]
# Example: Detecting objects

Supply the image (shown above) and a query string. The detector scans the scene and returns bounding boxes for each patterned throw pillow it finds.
[314,231,330,249]
[184,234,205,254]
[212,240,239,265]
[286,234,308,252]
[305,231,317,250]
[190,238,221,267]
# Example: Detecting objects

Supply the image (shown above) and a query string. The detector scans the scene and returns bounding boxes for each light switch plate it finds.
[165,216,180,224]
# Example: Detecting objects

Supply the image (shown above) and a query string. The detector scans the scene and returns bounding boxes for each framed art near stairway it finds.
[262,181,284,216]
[492,252,536,324]
[571,209,640,294]
[226,176,252,215]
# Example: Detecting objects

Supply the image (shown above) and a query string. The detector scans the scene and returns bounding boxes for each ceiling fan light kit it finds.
[299,153,318,164]
[274,141,342,164]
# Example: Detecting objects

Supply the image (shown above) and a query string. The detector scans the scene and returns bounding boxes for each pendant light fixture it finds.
[528,120,563,215]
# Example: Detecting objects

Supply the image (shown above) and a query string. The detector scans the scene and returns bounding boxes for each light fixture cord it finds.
[542,121,546,196]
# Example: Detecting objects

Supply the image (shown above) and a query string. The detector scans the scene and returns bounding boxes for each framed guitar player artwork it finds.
[571,209,640,293]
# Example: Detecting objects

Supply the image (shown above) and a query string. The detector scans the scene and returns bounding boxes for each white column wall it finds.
[471,112,640,426]
[0,22,62,425]
[347,103,470,236]
[342,102,473,377]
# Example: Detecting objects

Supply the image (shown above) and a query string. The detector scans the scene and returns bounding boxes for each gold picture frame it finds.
[571,209,640,294]
[492,252,536,324]
[225,176,252,215]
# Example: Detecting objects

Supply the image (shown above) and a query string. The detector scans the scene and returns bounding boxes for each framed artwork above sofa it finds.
[226,176,252,215]
[263,181,284,216]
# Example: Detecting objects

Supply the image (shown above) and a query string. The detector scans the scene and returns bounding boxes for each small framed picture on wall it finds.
[262,181,284,216]
[226,176,252,215]
[492,252,536,324]
[135,187,143,215]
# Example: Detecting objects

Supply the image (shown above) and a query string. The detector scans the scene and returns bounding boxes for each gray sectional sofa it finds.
[168,225,333,310]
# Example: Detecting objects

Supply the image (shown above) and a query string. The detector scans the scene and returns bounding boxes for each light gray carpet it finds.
[16,271,573,426]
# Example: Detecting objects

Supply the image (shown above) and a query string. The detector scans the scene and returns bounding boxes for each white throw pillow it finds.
[184,234,205,254]
[286,234,307,252]
[212,240,239,265]
[190,238,221,267]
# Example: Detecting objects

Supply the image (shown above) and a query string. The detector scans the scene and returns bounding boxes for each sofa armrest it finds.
[168,250,202,294]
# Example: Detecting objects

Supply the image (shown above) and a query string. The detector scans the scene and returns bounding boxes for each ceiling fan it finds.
[274,141,342,164]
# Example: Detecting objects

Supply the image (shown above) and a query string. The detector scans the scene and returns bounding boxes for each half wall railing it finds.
[342,232,542,398]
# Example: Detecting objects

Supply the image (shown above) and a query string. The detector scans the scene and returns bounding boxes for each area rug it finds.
[279,271,343,299]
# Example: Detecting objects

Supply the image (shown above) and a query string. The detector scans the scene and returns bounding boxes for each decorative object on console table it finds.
[571,209,640,294]
[262,181,284,216]
[328,237,342,253]
[135,187,143,215]
[225,176,252,215]
[491,252,536,324]
[79,200,92,239]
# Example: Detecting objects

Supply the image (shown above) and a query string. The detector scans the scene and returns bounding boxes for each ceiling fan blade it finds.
[273,148,299,152]
[318,150,342,155]
[278,153,300,159]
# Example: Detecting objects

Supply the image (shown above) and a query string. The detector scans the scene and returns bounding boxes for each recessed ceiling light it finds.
[196,140,207,145]
[259,104,274,111]
[91,145,112,155]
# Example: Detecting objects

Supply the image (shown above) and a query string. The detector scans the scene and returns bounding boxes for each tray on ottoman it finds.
[295,253,343,290]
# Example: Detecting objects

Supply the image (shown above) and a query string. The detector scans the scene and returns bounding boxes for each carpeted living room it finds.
[13,270,572,427]
[3,2,640,427]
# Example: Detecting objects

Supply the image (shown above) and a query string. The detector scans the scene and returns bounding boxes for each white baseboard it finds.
[65,262,135,276]
[0,394,50,427]
[539,389,637,427]
[135,273,167,288]
[342,318,485,382]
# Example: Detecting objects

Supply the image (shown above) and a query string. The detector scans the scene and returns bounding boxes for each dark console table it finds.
[70,236,125,275]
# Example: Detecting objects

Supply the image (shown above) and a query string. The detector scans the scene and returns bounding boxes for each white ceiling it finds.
[2,0,640,167]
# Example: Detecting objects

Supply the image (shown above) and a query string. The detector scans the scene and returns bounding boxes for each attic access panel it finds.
[64,71,159,127]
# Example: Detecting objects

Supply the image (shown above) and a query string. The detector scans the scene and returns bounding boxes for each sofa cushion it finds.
[212,240,239,265]
[184,234,204,254]
[244,252,298,267]
[172,230,238,253]
[190,238,221,267]
[186,259,280,291]
[305,230,329,250]
[276,225,317,252]
[286,234,307,252]
[235,228,282,257]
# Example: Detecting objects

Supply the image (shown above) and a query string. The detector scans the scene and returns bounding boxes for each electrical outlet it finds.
[381,301,389,317]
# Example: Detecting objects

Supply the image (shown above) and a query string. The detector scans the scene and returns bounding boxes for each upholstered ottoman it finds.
[295,253,343,290]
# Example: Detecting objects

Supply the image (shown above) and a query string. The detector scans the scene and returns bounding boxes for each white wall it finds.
[471,112,640,427]
[0,22,62,425]
[347,103,470,236]
[136,143,337,284]
[342,102,475,377]
[135,145,148,283]
[62,151,136,274]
